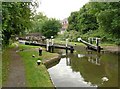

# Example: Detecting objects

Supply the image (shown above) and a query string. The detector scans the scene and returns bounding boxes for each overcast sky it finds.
[36,0,89,20]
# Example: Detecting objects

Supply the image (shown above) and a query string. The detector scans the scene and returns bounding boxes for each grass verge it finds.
[0,51,2,88]
[2,47,12,86]
[18,44,58,87]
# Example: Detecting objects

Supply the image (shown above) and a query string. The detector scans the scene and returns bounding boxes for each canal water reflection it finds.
[47,46,118,88]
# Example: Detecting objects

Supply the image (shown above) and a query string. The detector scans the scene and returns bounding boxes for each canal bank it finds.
[103,46,120,54]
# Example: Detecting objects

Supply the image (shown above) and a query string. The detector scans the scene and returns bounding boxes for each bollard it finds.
[39,48,42,56]
[32,54,35,58]
[70,46,74,53]
[37,59,41,65]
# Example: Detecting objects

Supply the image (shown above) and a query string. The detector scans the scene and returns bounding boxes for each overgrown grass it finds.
[0,52,2,88]
[2,47,12,86]
[18,44,58,87]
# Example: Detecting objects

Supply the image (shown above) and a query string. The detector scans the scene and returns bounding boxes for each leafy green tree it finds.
[2,2,34,46]
[68,3,99,34]
[67,11,79,31]
[41,18,62,38]
[97,2,120,38]
[30,12,48,33]
[68,2,120,44]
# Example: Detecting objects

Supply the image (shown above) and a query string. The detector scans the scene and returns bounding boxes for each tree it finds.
[97,2,120,38]
[30,12,48,33]
[67,11,79,31]
[68,2,120,45]
[2,2,35,46]
[41,18,62,38]
[68,2,99,34]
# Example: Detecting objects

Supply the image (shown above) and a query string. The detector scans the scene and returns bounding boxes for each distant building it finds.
[59,18,68,34]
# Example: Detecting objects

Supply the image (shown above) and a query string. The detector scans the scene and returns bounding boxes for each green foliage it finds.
[68,2,99,34]
[2,47,12,85]
[97,9,120,38]
[57,30,80,42]
[2,2,35,46]
[67,11,79,31]
[41,18,62,38]
[30,12,48,33]
[114,39,120,45]
[68,2,120,45]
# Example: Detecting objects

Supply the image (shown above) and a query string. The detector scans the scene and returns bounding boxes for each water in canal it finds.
[47,46,118,88]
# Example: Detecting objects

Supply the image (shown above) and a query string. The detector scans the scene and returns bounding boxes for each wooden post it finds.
[51,39,54,53]
[96,38,99,46]
[66,47,68,54]
[66,39,68,47]
[66,39,68,54]
[50,36,54,53]
[70,46,74,53]
[46,39,49,51]
[96,38,101,53]
[97,46,101,53]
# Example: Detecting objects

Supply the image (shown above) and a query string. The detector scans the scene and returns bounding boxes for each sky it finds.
[36,0,89,20]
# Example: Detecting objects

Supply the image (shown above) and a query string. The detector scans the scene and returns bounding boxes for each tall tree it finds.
[41,18,62,38]
[97,2,120,38]
[2,2,34,46]
[30,12,48,33]
[67,11,79,31]
[68,2,120,41]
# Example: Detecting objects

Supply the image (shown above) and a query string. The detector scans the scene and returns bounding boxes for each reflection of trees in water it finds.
[68,53,118,87]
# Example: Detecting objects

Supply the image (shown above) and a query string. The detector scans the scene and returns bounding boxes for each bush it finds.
[115,39,120,45]
[57,30,80,42]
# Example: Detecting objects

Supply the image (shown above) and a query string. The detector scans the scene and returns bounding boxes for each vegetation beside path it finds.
[2,46,12,85]
[2,43,59,87]
[18,44,58,87]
